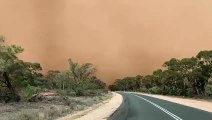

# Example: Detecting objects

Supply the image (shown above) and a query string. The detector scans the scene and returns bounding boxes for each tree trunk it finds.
[3,72,20,102]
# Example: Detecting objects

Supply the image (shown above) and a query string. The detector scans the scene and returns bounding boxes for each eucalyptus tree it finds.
[189,50,212,95]
[45,70,61,89]
[152,69,163,87]
[162,58,191,95]
[0,37,43,102]
[142,75,153,89]
[197,50,212,84]
[0,37,24,101]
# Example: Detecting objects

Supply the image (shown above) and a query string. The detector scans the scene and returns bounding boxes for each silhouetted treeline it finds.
[0,37,106,102]
[109,51,212,97]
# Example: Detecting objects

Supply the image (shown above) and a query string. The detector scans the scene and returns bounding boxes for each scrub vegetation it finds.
[109,51,212,98]
[0,37,109,120]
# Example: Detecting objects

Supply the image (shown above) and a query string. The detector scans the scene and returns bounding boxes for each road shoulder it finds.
[58,92,123,120]
[131,92,212,113]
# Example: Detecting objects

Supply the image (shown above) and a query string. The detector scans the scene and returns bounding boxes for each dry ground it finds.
[0,93,112,120]
[58,92,123,120]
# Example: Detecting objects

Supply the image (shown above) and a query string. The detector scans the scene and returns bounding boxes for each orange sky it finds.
[0,0,212,84]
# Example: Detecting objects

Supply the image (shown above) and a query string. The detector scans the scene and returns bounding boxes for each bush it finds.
[24,85,41,101]
[74,87,84,96]
[208,79,212,85]
[186,88,195,97]
[148,86,162,94]
[82,89,107,96]
[205,85,212,96]
[72,81,98,96]
[44,106,60,120]
[18,113,35,120]
[139,87,148,92]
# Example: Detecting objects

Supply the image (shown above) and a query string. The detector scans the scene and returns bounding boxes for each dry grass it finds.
[0,92,112,120]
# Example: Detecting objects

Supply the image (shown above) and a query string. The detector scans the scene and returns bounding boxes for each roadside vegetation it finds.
[109,51,212,98]
[0,36,109,120]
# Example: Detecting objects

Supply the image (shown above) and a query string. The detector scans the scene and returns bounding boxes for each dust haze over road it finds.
[1,0,212,84]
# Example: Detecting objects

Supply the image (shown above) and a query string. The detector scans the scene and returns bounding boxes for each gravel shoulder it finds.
[132,92,212,112]
[58,92,123,120]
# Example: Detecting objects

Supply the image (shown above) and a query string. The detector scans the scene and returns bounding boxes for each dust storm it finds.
[0,0,212,84]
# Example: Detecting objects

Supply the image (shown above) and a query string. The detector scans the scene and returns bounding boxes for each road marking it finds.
[130,93,183,120]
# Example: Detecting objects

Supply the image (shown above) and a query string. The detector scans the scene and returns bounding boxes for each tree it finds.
[109,76,142,91]
[68,59,97,82]
[89,76,106,89]
[0,37,43,102]
[109,50,212,97]
[196,50,212,93]
[152,69,163,87]
[142,75,153,89]
[45,70,61,89]
[0,37,24,102]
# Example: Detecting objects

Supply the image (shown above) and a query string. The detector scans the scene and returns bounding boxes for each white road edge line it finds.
[129,93,183,120]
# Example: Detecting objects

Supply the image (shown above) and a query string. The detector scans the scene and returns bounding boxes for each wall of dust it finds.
[1,0,212,84]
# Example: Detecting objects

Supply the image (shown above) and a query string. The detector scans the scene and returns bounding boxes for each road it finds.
[109,92,212,120]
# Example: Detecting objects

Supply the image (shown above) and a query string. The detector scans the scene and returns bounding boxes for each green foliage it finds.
[68,59,106,95]
[89,76,106,89]
[208,79,212,85]
[109,77,142,91]
[68,59,96,82]
[142,75,153,89]
[139,87,148,92]
[24,85,41,100]
[148,86,162,94]
[0,37,44,102]
[46,59,106,96]
[0,36,106,102]
[205,85,212,95]
[186,88,195,97]
[110,50,212,97]
[73,86,84,96]
[45,70,61,89]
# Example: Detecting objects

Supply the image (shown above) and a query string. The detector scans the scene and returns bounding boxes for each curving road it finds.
[109,92,212,120]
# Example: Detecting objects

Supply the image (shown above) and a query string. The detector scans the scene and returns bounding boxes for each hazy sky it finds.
[0,0,212,84]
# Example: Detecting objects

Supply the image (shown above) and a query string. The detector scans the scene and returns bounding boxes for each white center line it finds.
[130,93,183,120]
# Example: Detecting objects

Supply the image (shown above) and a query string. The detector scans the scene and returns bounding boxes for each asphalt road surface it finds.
[109,92,212,120]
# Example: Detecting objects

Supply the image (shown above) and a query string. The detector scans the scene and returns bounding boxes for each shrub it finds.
[24,85,41,100]
[75,87,84,96]
[205,84,212,96]
[208,79,212,85]
[45,106,60,120]
[18,113,34,120]
[148,86,162,94]
[186,88,195,97]
[82,89,106,96]
[139,87,148,92]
